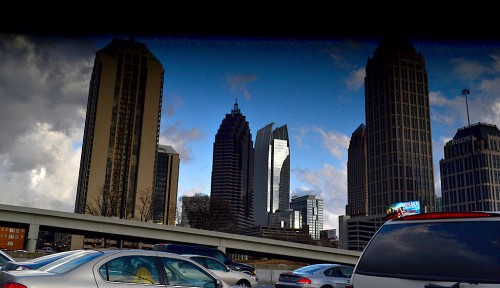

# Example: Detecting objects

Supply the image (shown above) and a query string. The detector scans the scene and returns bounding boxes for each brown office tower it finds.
[210,101,254,234]
[74,38,164,221]
[153,145,180,225]
[365,37,435,215]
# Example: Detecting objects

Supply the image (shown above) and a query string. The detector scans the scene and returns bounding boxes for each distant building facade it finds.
[0,226,25,250]
[253,123,290,225]
[290,195,323,240]
[74,38,164,221]
[210,102,254,233]
[244,225,313,245]
[268,209,302,229]
[440,122,500,212]
[346,124,368,216]
[339,214,387,251]
[153,145,180,225]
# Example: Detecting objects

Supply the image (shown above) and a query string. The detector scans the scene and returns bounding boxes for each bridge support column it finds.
[26,224,40,253]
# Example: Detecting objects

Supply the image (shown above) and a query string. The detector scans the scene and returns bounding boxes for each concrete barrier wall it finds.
[256,269,289,285]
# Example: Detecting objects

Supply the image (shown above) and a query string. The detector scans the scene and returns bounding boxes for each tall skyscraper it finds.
[75,38,164,221]
[440,122,500,212]
[253,123,290,225]
[346,124,368,217]
[365,36,435,215]
[210,101,254,233]
[153,145,180,225]
[290,195,323,240]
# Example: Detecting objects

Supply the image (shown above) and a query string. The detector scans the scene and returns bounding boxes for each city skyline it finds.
[1,33,500,232]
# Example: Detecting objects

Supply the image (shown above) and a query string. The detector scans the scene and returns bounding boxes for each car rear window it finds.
[39,251,103,274]
[355,220,500,283]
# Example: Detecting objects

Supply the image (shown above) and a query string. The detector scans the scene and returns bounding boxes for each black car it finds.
[152,243,257,276]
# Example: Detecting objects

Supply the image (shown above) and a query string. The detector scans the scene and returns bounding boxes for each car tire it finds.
[236,280,251,287]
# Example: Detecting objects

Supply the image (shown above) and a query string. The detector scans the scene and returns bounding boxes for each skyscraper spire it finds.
[232,98,240,116]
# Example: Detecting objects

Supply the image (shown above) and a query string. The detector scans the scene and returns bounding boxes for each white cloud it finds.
[452,57,493,81]
[159,122,204,163]
[227,74,257,100]
[345,67,365,91]
[314,127,350,160]
[0,122,82,212]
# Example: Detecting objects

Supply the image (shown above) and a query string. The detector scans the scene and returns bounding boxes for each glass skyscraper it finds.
[290,195,323,240]
[253,123,290,225]
[210,102,254,233]
[365,36,435,215]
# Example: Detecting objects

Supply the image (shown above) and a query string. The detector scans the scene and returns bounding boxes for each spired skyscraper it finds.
[365,36,435,215]
[210,101,254,233]
[253,123,290,225]
[75,38,164,220]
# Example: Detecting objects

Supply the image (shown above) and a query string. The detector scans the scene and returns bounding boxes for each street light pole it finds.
[462,89,471,127]
[462,89,477,210]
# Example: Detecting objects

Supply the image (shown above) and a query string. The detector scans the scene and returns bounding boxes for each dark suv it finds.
[152,243,257,277]
[350,211,500,288]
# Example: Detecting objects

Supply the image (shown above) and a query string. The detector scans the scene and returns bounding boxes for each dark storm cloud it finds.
[0,34,95,171]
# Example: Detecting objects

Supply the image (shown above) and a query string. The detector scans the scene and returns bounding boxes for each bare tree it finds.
[84,186,153,223]
[85,186,114,217]
[135,187,154,222]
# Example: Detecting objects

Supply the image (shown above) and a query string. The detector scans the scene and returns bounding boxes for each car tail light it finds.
[297,278,312,284]
[345,285,353,288]
[1,283,28,288]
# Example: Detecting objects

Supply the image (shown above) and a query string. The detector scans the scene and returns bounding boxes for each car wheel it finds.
[236,280,251,287]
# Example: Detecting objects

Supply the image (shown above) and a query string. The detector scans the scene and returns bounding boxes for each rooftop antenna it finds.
[462,89,471,128]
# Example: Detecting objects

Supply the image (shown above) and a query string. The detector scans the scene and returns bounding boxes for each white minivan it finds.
[350,211,500,288]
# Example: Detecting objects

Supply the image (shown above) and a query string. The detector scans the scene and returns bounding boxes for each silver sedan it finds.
[0,249,233,288]
[275,263,353,288]
[184,254,258,288]
[0,250,15,270]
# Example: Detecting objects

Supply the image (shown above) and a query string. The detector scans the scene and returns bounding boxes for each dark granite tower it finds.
[210,101,254,233]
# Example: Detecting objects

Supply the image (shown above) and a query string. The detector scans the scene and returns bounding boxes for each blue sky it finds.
[1,33,500,232]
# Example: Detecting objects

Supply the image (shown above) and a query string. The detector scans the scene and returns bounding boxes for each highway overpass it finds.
[0,203,360,265]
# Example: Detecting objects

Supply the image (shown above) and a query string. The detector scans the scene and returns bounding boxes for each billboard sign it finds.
[386,200,420,220]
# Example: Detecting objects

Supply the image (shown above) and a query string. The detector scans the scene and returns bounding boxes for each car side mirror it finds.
[215,279,224,288]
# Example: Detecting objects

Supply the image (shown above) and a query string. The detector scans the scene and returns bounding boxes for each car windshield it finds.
[39,251,103,274]
[355,220,500,283]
